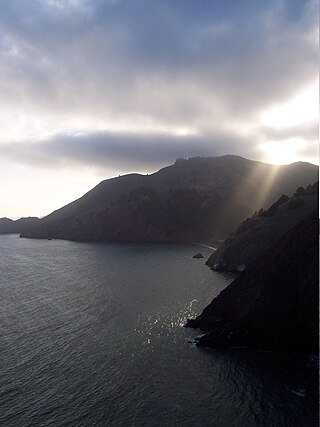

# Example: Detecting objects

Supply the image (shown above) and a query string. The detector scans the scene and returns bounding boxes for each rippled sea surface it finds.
[0,234,318,426]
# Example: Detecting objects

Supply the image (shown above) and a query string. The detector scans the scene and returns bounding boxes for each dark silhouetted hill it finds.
[185,211,319,353]
[207,182,319,272]
[0,217,40,234]
[20,156,318,243]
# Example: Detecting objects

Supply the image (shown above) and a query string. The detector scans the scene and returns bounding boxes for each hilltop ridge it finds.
[18,155,318,243]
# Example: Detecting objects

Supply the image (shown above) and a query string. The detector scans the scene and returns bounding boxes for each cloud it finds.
[0,130,257,172]
[0,0,317,135]
[0,0,317,182]
[259,121,318,142]
[1,122,318,176]
[0,0,318,218]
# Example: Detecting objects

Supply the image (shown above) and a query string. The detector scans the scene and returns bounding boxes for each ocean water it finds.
[0,234,318,427]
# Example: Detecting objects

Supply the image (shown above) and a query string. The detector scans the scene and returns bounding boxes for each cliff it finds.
[185,211,319,353]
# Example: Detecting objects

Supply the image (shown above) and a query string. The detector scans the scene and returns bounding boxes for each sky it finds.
[0,0,318,219]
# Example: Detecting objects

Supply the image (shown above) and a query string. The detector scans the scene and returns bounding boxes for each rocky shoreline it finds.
[185,211,319,354]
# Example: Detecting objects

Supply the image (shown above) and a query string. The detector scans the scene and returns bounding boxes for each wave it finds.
[192,243,217,251]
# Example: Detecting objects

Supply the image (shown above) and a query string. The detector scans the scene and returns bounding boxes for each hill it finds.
[206,182,319,272]
[20,155,318,243]
[0,217,40,235]
[185,211,319,353]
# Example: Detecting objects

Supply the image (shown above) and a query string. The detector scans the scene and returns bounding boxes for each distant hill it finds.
[185,211,319,353]
[20,155,318,243]
[0,217,39,235]
[206,182,319,272]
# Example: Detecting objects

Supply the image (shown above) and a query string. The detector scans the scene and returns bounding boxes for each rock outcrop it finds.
[192,253,204,259]
[186,211,319,353]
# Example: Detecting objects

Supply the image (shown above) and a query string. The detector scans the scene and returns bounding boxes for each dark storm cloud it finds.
[0,131,256,172]
[0,0,317,167]
[0,0,317,119]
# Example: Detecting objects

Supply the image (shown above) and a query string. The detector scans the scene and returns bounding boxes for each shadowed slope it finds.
[186,211,319,353]
[20,156,318,243]
[0,217,40,234]
[207,182,319,272]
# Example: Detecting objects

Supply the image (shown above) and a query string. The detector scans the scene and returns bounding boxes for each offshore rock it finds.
[192,253,204,259]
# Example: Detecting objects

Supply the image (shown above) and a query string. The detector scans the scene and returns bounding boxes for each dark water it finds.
[0,235,318,427]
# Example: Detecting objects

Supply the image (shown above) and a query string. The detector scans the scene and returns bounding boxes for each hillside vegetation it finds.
[20,156,318,243]
[206,182,319,272]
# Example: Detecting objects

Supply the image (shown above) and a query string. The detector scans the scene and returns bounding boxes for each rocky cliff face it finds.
[20,156,318,243]
[206,182,319,272]
[186,211,319,353]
